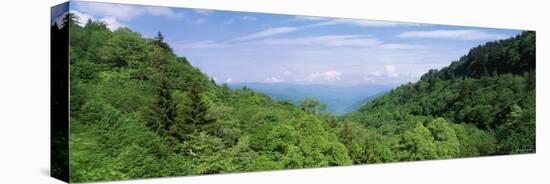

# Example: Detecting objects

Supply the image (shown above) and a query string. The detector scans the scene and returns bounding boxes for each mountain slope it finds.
[66,15,352,182]
[343,92,385,113]
[347,31,536,154]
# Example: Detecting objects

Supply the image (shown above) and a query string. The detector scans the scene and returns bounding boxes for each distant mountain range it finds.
[229,82,396,115]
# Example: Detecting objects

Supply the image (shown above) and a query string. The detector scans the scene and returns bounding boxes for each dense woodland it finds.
[56,14,535,182]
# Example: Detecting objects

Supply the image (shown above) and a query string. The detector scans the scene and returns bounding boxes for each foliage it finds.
[348,32,535,157]
[63,14,535,182]
[300,98,327,115]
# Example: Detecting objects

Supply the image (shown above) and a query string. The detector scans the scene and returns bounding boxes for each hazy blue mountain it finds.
[343,92,387,113]
[229,82,395,115]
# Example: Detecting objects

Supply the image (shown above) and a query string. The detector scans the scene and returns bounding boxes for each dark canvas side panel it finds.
[51,1,70,182]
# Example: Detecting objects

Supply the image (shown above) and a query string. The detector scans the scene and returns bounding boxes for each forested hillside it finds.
[347,31,536,157]
[61,12,535,182]
[66,14,351,182]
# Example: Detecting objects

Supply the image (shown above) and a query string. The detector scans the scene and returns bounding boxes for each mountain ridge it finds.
[228,82,396,115]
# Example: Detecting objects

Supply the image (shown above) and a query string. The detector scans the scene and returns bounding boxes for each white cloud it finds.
[176,34,425,50]
[309,19,419,28]
[254,35,381,47]
[70,10,126,31]
[362,65,400,82]
[242,16,257,21]
[397,30,507,40]
[307,70,342,82]
[385,65,399,78]
[100,16,127,31]
[146,7,184,18]
[77,3,137,20]
[222,16,255,26]
[221,16,421,45]
[76,2,183,20]
[229,27,299,42]
[283,71,292,76]
[225,78,233,83]
[70,10,93,27]
[183,37,460,85]
[226,18,418,44]
[265,77,283,83]
[370,71,382,77]
[294,16,327,21]
[193,9,214,15]
[294,16,418,28]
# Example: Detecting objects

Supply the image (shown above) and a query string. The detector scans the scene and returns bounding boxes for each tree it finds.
[282,145,305,168]
[453,123,496,157]
[496,104,536,154]
[300,98,326,115]
[145,78,177,137]
[152,31,173,52]
[338,120,353,147]
[400,122,438,160]
[62,12,79,28]
[426,118,460,158]
[98,29,146,68]
[325,115,339,128]
[366,142,398,163]
[179,80,216,136]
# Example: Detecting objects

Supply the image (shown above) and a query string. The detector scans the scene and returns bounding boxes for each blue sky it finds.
[69,1,523,86]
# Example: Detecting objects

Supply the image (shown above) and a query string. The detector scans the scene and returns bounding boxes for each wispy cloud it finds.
[176,34,425,51]
[294,16,327,21]
[100,17,127,31]
[265,77,283,83]
[70,10,94,26]
[252,35,424,50]
[73,2,182,31]
[145,7,184,18]
[193,9,214,16]
[254,35,382,47]
[309,19,420,27]
[385,65,399,78]
[362,64,407,83]
[75,2,184,20]
[294,16,420,27]
[397,30,507,40]
[307,70,343,82]
[71,10,127,31]
[228,17,420,44]
[242,16,257,21]
[229,27,300,42]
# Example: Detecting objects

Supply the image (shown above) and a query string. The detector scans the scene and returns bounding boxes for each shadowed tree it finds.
[300,98,326,115]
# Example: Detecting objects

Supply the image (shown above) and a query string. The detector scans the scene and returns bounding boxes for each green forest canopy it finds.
[59,14,535,182]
